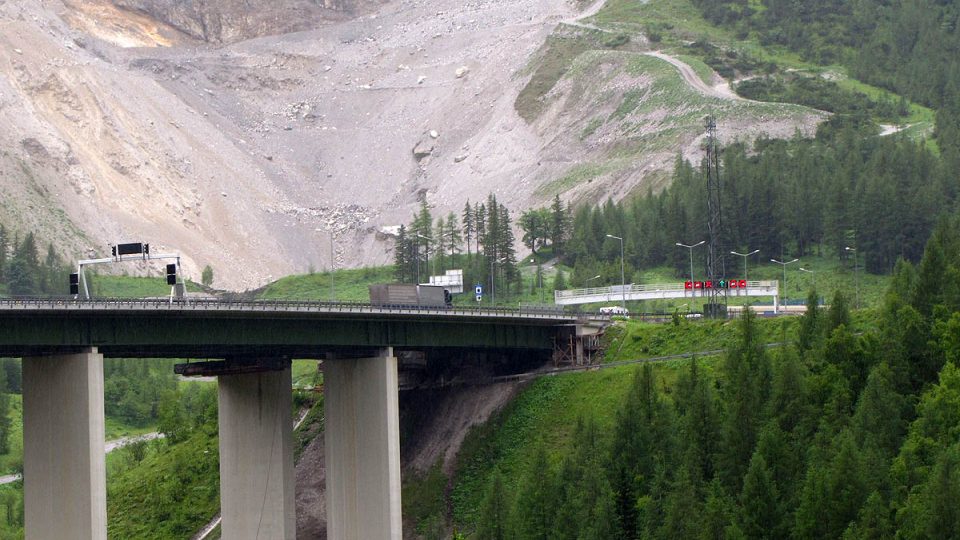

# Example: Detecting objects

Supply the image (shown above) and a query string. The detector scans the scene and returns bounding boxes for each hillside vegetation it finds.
[446,216,960,538]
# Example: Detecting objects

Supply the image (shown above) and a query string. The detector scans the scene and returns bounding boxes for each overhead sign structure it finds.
[72,242,186,302]
[113,243,149,257]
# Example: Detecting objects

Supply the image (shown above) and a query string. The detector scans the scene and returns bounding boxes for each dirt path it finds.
[561,0,608,29]
[645,51,743,100]
[0,431,164,486]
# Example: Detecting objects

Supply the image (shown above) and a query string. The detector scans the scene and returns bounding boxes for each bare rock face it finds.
[109,0,375,43]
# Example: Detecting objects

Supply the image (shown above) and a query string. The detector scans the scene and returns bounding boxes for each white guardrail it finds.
[554,280,780,305]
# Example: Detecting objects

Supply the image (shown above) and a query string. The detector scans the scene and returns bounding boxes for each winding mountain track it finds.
[645,51,744,100]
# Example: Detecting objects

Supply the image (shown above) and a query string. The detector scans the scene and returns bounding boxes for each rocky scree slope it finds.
[0,0,822,288]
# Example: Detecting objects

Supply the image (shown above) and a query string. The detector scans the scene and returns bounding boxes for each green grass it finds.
[535,162,614,198]
[258,266,394,302]
[515,35,595,122]
[85,275,197,298]
[0,396,22,475]
[676,54,717,86]
[104,418,157,441]
[291,360,320,388]
[107,428,219,539]
[403,461,449,537]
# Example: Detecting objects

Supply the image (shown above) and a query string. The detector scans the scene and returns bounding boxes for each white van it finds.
[599,306,629,315]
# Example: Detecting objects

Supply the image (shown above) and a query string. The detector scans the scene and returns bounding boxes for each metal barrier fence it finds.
[0,297,602,322]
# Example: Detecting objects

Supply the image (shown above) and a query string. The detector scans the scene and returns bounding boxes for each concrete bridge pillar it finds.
[325,348,401,540]
[22,348,106,540]
[218,364,296,540]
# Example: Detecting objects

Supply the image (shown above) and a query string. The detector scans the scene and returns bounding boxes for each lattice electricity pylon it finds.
[704,116,726,315]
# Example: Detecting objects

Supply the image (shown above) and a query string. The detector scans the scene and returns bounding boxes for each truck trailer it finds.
[369,284,452,308]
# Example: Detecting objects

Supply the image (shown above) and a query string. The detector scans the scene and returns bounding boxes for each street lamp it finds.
[770,257,799,310]
[416,233,432,284]
[530,258,546,304]
[845,246,859,309]
[730,249,759,291]
[676,241,705,296]
[607,234,626,311]
[799,267,816,298]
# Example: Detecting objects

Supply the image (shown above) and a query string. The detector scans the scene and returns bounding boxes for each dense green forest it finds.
[458,214,960,539]
[688,0,960,174]
[559,127,949,285]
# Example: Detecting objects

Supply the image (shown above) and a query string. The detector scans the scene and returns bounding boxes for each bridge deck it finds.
[0,299,597,358]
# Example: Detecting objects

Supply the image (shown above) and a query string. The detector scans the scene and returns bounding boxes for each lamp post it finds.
[585,274,602,286]
[530,259,544,304]
[607,234,626,311]
[730,249,759,292]
[676,241,705,296]
[770,257,799,311]
[489,256,507,306]
[416,233,432,284]
[845,246,859,309]
[799,267,816,298]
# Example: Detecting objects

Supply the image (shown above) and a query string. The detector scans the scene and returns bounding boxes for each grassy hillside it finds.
[447,311,822,534]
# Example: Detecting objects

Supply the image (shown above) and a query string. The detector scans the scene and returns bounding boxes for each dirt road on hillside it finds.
[645,51,743,100]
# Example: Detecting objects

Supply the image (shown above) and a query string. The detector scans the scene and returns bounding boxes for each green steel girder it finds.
[0,310,572,358]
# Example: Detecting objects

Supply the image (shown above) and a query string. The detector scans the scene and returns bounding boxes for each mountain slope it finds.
[0,0,823,288]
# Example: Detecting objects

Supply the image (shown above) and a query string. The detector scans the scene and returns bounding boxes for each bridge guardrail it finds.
[554,280,779,302]
[0,297,610,322]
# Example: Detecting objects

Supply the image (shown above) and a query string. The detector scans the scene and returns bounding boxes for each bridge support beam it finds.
[325,348,401,540]
[218,364,296,540]
[22,348,106,540]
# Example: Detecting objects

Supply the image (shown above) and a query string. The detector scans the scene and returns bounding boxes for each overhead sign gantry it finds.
[69,242,187,301]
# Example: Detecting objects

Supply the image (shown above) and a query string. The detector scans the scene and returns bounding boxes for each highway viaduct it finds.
[0,298,594,540]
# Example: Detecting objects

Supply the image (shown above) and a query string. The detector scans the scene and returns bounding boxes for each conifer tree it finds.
[700,477,736,540]
[393,224,409,282]
[738,452,783,540]
[798,288,822,353]
[842,490,892,540]
[7,233,39,295]
[661,466,703,540]
[550,194,568,256]
[719,309,769,491]
[462,202,474,257]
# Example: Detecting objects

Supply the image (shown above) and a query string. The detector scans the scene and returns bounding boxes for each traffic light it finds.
[166,264,177,285]
[705,280,713,289]
[69,273,79,295]
[718,279,727,288]
[111,245,117,257]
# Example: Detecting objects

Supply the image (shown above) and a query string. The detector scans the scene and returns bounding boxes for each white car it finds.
[599,306,629,315]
